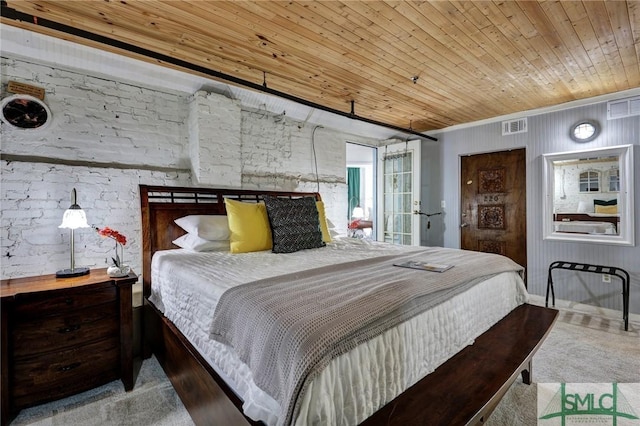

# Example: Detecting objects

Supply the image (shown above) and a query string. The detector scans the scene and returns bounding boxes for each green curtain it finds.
[347,167,360,219]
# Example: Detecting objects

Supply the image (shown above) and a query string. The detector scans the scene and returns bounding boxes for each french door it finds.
[377,140,421,245]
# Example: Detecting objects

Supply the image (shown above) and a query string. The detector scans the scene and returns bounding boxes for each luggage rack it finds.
[546,261,630,331]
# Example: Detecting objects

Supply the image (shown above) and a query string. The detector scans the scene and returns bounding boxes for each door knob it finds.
[460,223,469,228]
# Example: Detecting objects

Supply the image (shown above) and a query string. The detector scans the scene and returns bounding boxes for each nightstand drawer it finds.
[12,303,119,356]
[11,337,120,408]
[13,284,117,318]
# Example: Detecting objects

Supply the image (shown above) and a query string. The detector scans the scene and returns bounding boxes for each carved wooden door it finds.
[460,149,527,272]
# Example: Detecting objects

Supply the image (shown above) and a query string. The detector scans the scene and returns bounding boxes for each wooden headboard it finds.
[139,185,321,297]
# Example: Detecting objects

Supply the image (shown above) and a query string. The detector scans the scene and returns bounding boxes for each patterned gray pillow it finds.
[263,195,326,253]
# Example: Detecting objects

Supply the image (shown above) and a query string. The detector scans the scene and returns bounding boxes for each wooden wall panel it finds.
[3,0,639,133]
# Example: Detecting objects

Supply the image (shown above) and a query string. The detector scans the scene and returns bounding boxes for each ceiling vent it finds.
[502,118,528,136]
[607,95,640,120]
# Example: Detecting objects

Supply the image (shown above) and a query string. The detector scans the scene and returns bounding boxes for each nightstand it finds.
[1,268,137,425]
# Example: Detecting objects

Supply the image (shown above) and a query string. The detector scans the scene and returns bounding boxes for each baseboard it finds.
[528,294,640,324]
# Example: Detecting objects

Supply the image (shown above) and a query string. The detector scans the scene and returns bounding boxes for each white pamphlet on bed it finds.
[393,261,453,273]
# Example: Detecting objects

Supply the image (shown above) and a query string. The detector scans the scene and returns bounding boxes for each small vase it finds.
[107,264,130,278]
[107,242,129,277]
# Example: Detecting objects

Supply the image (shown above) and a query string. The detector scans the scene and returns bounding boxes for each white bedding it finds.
[554,220,616,234]
[150,238,528,426]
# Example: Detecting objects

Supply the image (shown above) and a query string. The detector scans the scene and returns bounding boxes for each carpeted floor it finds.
[486,296,639,425]
[10,355,194,426]
[11,297,639,426]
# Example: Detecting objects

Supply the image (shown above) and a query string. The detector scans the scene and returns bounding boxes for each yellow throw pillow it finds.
[225,198,272,253]
[316,200,332,243]
[594,204,618,214]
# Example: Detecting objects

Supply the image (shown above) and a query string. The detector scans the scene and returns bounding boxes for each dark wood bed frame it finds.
[140,185,558,426]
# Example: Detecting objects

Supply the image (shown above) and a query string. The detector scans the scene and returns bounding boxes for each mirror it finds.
[543,144,634,246]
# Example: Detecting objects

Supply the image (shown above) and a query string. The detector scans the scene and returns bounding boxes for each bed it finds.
[553,220,616,234]
[140,185,558,426]
[554,213,619,234]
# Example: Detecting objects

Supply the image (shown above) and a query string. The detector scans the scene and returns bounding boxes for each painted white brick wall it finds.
[553,160,619,212]
[1,160,191,278]
[240,114,346,188]
[1,57,189,168]
[188,93,200,180]
[189,91,242,187]
[1,56,378,281]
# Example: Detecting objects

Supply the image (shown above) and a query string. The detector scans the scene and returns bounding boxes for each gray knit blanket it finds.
[210,247,523,425]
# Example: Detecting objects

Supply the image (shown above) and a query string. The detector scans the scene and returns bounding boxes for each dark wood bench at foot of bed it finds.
[145,301,557,426]
[361,303,557,426]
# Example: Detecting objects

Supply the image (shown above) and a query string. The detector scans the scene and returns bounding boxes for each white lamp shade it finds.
[59,208,89,229]
[352,206,365,219]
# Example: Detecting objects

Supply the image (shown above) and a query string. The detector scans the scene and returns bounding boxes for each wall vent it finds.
[502,118,528,135]
[607,95,640,120]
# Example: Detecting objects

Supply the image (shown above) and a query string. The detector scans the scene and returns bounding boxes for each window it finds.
[579,170,599,192]
[608,168,620,192]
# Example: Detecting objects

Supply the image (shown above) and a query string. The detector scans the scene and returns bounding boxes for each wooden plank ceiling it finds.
[2,1,639,133]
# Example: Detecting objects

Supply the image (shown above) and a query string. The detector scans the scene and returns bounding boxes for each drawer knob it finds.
[58,362,81,372]
[65,298,74,305]
[58,324,81,334]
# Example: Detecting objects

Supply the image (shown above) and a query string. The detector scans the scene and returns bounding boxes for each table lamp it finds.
[352,205,365,219]
[56,188,90,278]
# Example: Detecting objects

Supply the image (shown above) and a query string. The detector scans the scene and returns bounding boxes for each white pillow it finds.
[576,200,594,213]
[173,233,230,252]
[174,215,230,241]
